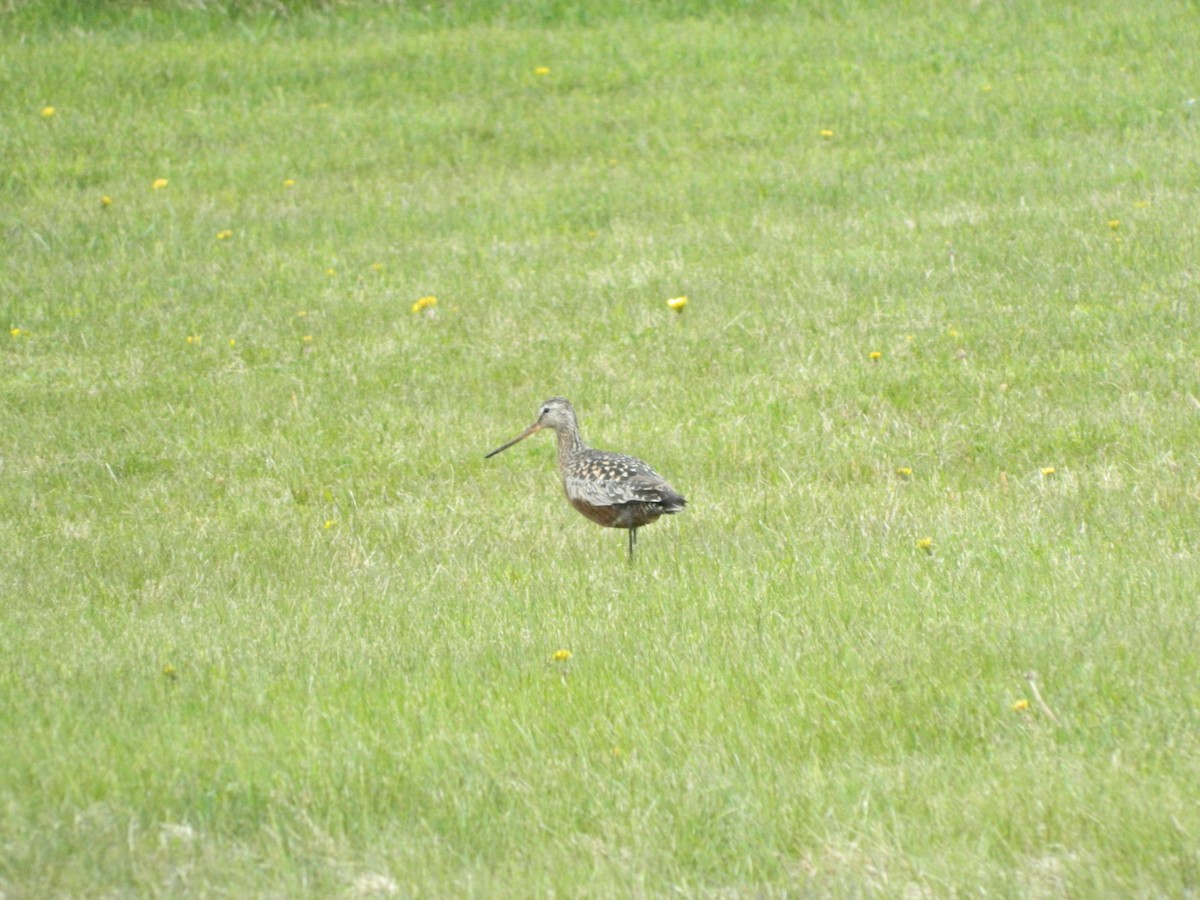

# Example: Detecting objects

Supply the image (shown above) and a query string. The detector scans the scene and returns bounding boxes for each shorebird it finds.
[485,397,686,559]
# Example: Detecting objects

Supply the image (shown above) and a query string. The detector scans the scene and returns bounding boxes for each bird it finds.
[485,397,686,559]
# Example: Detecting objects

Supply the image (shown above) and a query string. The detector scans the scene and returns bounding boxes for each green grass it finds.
[3,0,1199,895]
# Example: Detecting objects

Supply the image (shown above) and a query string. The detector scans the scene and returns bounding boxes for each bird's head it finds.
[485,397,577,458]
[533,397,576,431]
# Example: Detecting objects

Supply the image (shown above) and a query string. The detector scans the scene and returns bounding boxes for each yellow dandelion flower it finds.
[869,350,882,361]
[41,106,56,118]
[152,178,169,190]
[1011,698,1030,712]
[228,338,236,347]
[666,295,688,312]
[552,649,572,661]
[296,310,307,317]
[325,268,336,276]
[370,263,384,272]
[982,84,993,92]
[1041,466,1056,476]
[1108,219,1120,230]
[947,327,960,338]
[412,295,438,314]
[100,195,113,207]
[324,519,336,529]
[216,229,233,240]
[1133,200,1151,209]
[302,335,313,343]
[896,466,912,478]
[186,335,200,344]
[283,178,296,187]
[819,129,834,137]
[917,537,934,553]
[10,327,26,338]
[162,665,177,680]
[534,66,551,76]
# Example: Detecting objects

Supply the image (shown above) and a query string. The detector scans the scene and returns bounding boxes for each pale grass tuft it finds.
[793,841,932,896]
[159,822,197,845]
[351,873,399,897]
[1018,850,1083,898]
[1024,672,1063,725]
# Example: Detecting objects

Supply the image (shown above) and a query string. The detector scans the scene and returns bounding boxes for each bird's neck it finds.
[552,424,586,463]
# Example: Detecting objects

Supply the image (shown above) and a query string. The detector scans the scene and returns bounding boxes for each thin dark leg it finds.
[628,527,637,560]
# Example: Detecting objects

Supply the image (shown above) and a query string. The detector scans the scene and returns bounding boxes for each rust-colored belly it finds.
[568,496,664,530]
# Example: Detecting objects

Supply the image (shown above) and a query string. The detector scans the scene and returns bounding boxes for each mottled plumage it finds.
[485,397,686,558]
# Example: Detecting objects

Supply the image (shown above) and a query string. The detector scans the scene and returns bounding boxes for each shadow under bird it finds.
[485,397,687,559]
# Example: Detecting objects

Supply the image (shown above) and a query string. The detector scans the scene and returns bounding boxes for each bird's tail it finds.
[660,491,687,514]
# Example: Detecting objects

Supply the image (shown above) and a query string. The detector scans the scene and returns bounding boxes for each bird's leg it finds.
[628,527,637,561]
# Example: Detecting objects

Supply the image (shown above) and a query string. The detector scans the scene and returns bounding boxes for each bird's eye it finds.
[540,406,550,416]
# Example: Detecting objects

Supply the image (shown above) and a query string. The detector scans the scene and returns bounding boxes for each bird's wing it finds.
[565,468,680,509]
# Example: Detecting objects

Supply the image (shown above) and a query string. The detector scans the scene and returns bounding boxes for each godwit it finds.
[485,397,686,559]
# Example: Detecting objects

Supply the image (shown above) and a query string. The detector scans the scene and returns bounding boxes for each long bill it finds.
[484,422,544,458]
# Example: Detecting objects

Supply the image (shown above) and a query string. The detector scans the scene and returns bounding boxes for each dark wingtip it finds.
[663,494,687,513]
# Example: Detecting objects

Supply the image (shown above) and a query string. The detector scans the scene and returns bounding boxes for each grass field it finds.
[3,0,1199,895]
